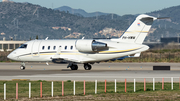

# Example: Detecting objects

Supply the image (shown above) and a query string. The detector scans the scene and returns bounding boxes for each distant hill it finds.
[146,5,180,41]
[90,5,180,41]
[0,2,128,40]
[0,2,180,42]
[55,6,108,17]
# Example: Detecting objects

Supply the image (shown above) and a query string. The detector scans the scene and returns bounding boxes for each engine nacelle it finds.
[75,40,107,52]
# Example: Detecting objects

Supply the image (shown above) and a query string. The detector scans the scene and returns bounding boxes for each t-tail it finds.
[119,14,157,44]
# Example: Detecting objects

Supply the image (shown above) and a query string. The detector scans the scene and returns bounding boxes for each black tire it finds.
[71,65,78,70]
[84,65,88,70]
[75,65,78,70]
[20,66,25,70]
[84,64,92,70]
[88,65,92,70]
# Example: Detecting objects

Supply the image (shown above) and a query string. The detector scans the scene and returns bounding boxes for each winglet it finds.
[133,52,141,57]
[45,37,48,40]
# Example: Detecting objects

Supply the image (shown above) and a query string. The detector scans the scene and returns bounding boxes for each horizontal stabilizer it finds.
[157,17,170,19]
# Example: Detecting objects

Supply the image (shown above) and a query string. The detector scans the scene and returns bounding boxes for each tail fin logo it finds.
[137,23,140,26]
[119,14,157,44]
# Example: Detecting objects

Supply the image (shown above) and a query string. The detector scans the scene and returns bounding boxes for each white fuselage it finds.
[7,14,158,70]
[8,39,149,63]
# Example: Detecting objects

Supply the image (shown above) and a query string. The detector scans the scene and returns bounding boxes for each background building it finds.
[0,40,26,51]
[161,37,180,44]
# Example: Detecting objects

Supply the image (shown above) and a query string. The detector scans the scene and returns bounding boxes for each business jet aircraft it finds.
[7,14,160,70]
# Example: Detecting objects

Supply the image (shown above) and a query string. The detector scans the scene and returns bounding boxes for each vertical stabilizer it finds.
[119,14,157,44]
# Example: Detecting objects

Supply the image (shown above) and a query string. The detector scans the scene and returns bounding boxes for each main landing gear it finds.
[67,63,78,70]
[70,65,78,70]
[67,63,92,70]
[84,63,92,70]
[20,62,25,70]
[19,62,92,70]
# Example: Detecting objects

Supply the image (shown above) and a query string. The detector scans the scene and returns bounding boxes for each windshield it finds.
[19,44,27,48]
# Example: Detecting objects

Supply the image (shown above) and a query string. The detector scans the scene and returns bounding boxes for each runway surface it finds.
[0,62,180,82]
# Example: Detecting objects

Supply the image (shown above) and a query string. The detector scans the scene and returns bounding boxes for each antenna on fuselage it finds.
[82,37,85,39]
[45,37,48,40]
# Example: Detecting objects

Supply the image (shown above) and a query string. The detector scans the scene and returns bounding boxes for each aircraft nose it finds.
[7,53,13,60]
[7,52,18,61]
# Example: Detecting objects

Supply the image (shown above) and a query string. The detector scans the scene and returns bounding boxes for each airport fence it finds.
[1,77,180,100]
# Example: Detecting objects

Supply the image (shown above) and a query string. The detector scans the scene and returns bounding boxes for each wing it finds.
[51,47,95,63]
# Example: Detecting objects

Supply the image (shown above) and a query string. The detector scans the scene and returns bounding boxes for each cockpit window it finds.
[19,44,27,48]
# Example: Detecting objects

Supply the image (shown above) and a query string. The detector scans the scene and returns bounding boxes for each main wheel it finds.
[70,65,78,70]
[84,64,92,70]
[20,65,25,70]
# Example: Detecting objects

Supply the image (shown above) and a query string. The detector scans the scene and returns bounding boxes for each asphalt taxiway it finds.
[0,62,180,82]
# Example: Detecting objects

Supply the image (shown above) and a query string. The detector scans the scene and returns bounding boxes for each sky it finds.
[11,0,180,15]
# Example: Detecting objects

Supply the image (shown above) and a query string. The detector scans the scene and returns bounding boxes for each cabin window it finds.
[53,46,56,50]
[19,44,27,49]
[65,46,67,50]
[42,46,45,50]
[59,46,61,47]
[48,46,50,50]
[9,44,14,49]
[71,46,73,50]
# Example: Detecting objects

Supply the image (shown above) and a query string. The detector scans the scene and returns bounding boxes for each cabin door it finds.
[31,40,41,57]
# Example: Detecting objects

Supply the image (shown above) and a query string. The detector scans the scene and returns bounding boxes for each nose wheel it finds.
[84,64,92,70]
[20,65,25,70]
[20,62,26,70]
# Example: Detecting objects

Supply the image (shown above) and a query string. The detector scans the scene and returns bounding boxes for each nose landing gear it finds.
[20,62,25,70]
[20,65,25,70]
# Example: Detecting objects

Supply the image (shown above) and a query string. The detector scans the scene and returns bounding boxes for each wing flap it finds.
[59,55,95,63]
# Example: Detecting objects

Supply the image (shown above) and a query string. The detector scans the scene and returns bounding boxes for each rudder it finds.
[119,14,157,44]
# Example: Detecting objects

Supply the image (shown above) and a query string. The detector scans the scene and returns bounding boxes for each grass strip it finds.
[0,80,180,100]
